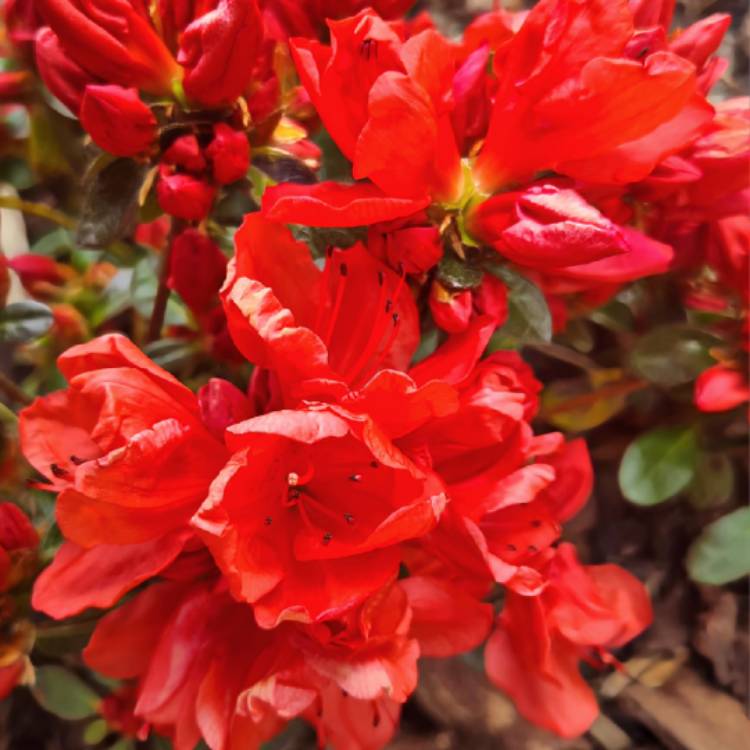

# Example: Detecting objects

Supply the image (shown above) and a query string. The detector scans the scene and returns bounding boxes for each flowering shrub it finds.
[0,0,746,748]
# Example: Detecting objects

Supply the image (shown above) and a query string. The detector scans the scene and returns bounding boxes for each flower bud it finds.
[206,123,250,185]
[162,135,206,173]
[168,229,227,312]
[79,85,157,157]
[429,281,472,334]
[179,0,262,106]
[156,168,216,221]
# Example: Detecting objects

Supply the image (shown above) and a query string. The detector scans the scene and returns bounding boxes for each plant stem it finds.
[0,371,32,406]
[0,196,75,230]
[147,217,183,343]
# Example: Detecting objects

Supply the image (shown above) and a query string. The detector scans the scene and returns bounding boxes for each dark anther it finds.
[344,513,355,524]
[370,460,379,468]
[528,544,539,553]
[392,313,399,325]
[289,489,301,500]
[340,262,348,277]
[372,712,381,728]
[377,271,385,286]
[349,474,362,482]
[317,706,323,718]
[322,532,333,545]
[341,689,349,697]
[531,519,542,528]
[69,455,86,465]
[506,544,517,552]
[50,463,69,479]
[385,299,392,313]
[360,38,377,60]
[264,516,273,526]
[326,246,333,258]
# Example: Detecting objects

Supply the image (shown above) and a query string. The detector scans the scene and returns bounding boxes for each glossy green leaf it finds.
[487,266,552,349]
[33,665,99,720]
[687,507,750,585]
[619,425,698,506]
[630,324,718,387]
[0,301,54,342]
[76,158,147,248]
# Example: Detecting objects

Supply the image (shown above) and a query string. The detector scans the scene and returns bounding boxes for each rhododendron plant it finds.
[0,0,746,748]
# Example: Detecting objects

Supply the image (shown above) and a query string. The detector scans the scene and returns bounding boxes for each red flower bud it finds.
[0,503,38,553]
[206,123,250,185]
[79,85,157,157]
[0,71,31,102]
[168,228,227,313]
[7,254,65,292]
[162,135,206,173]
[156,168,216,221]
[34,27,95,114]
[178,0,263,107]
[429,281,473,334]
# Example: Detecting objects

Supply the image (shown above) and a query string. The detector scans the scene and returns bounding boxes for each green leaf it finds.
[0,301,54,342]
[253,148,317,185]
[143,338,200,373]
[630,325,718,387]
[290,225,367,258]
[687,452,734,510]
[130,257,190,327]
[89,269,133,328]
[687,507,750,585]
[437,253,483,290]
[33,666,99,720]
[76,158,147,248]
[618,425,698,506]
[83,718,108,745]
[487,266,552,349]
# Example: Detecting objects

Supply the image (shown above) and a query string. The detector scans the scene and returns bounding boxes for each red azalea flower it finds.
[473,0,711,190]
[84,573,490,750]
[191,407,446,627]
[21,334,230,619]
[485,543,652,738]
[222,213,420,397]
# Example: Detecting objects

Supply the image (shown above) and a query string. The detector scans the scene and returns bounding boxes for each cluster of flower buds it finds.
[4,0,747,748]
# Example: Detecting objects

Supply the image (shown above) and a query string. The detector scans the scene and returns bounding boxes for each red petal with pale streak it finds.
[231,213,321,329]
[222,277,332,384]
[262,182,429,228]
[32,530,190,619]
[73,418,227,509]
[57,333,197,415]
[401,577,493,657]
